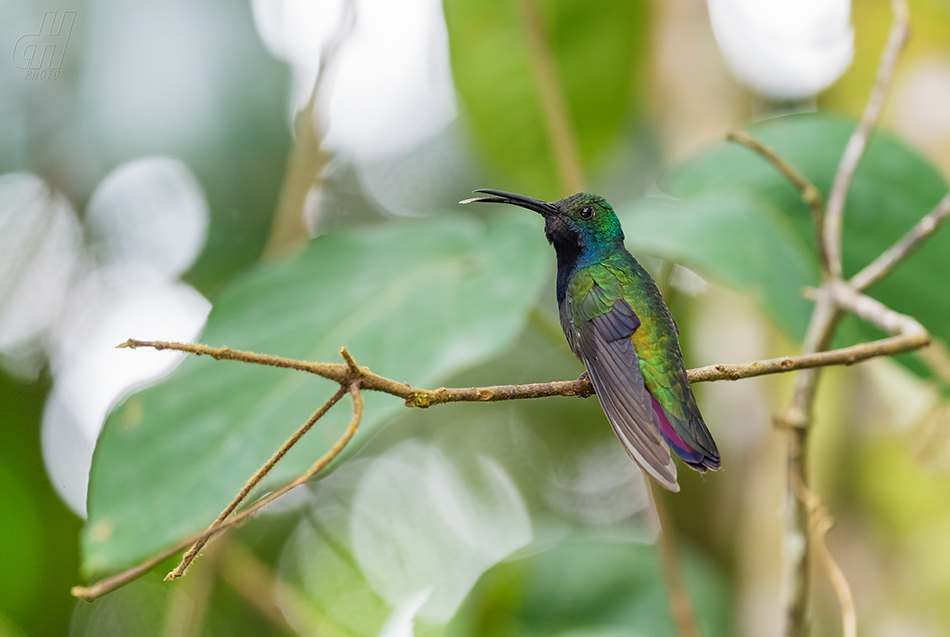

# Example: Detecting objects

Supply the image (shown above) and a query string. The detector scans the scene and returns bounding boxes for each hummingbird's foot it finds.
[578,370,592,397]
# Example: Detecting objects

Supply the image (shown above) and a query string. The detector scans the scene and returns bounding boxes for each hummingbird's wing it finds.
[570,291,679,491]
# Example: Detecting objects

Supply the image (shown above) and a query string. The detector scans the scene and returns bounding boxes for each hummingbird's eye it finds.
[580,206,595,220]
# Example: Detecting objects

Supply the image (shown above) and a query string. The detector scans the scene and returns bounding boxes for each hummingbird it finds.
[462,190,720,491]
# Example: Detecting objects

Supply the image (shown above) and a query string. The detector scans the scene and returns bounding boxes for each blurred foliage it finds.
[446,539,731,637]
[444,0,650,199]
[659,115,950,380]
[85,214,549,574]
[618,191,816,339]
[3,0,950,635]
[0,372,81,637]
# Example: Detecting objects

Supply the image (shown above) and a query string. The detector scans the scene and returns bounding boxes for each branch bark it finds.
[778,287,841,637]
[116,336,929,404]
[794,477,856,637]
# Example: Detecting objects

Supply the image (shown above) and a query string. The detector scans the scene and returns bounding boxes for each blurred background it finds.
[2,0,950,635]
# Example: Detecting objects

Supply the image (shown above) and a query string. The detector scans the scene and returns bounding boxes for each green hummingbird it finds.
[462,190,720,491]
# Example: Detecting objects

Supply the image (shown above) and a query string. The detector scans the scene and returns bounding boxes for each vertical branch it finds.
[782,3,910,633]
[779,287,841,637]
[516,0,587,195]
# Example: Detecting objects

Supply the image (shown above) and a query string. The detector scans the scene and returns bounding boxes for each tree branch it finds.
[117,336,929,405]
[75,322,931,602]
[850,192,950,291]
[726,131,828,276]
[823,0,910,278]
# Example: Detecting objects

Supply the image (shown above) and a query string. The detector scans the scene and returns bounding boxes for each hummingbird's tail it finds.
[650,394,721,472]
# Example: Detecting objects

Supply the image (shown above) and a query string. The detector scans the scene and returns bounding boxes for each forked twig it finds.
[164,383,350,581]
[726,131,828,276]
[72,376,365,599]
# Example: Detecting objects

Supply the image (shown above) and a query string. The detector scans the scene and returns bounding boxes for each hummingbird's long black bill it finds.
[459,189,557,215]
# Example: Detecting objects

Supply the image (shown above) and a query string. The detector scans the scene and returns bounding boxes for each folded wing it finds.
[574,296,679,491]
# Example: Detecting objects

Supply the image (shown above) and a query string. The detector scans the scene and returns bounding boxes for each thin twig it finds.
[850,192,950,291]
[793,478,856,637]
[779,281,927,636]
[726,131,828,275]
[73,381,365,600]
[165,384,349,580]
[516,0,586,195]
[823,0,910,277]
[118,336,930,403]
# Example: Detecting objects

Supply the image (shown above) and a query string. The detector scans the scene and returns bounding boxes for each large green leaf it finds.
[617,192,818,339]
[656,114,949,352]
[444,0,649,199]
[445,538,732,637]
[83,213,550,576]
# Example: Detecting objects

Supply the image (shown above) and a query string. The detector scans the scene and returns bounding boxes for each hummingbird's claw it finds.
[578,370,592,397]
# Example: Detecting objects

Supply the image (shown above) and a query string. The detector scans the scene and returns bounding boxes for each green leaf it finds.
[658,114,950,355]
[445,537,733,637]
[83,213,550,576]
[617,192,818,339]
[444,0,650,198]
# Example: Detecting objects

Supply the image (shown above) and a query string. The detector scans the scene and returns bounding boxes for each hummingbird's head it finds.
[461,189,624,261]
